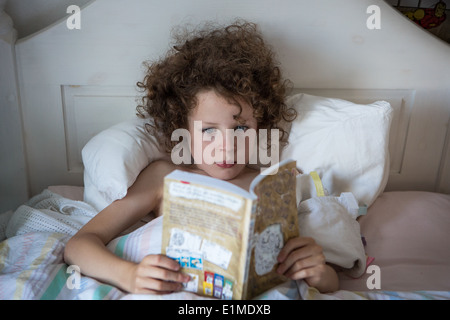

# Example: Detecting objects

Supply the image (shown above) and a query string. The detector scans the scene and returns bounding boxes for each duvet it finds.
[0,189,448,300]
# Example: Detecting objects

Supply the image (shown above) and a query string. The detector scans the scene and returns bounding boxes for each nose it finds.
[216,130,236,162]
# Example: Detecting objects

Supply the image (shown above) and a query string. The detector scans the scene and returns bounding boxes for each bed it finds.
[1,0,449,301]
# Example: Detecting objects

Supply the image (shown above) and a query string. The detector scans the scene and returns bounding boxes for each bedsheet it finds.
[0,190,449,300]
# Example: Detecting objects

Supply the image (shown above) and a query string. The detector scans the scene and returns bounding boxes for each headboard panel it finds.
[62,85,138,174]
[11,0,450,200]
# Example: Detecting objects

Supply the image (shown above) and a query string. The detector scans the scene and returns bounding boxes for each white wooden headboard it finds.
[2,0,450,211]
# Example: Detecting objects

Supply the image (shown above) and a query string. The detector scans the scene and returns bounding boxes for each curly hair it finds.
[136,21,296,153]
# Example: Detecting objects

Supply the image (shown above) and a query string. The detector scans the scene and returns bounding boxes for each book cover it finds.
[161,159,299,299]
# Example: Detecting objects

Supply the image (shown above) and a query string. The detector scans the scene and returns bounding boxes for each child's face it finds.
[188,90,258,180]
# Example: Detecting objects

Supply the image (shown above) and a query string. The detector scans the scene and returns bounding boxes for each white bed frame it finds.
[1,0,449,212]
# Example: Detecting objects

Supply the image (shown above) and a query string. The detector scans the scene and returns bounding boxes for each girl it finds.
[64,21,339,295]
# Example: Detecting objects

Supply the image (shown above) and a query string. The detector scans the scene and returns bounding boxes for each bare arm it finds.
[64,161,189,293]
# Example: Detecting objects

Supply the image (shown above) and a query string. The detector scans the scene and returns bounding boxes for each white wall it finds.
[0,1,28,213]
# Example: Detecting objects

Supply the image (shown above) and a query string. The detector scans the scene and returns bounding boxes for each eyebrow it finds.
[201,121,218,125]
[200,120,248,126]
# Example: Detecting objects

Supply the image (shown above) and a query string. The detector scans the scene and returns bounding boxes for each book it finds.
[161,159,299,300]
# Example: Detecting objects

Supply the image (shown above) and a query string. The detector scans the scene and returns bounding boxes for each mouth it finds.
[215,162,236,169]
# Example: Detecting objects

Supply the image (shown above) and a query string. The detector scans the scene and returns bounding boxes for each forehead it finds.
[191,90,254,121]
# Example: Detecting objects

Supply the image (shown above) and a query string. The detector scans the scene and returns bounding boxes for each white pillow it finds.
[280,93,393,207]
[82,118,169,211]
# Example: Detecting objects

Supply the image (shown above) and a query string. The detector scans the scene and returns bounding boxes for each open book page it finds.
[161,174,254,299]
[244,160,299,299]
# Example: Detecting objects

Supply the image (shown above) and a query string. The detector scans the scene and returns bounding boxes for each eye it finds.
[202,127,216,134]
[235,125,249,132]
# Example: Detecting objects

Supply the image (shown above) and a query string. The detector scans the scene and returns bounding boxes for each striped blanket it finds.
[0,190,449,300]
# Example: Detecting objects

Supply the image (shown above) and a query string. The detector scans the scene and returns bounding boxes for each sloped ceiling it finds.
[4,0,92,39]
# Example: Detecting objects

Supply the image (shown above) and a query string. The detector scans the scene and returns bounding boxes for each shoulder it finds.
[144,159,179,178]
[129,159,193,195]
[150,159,178,170]
[123,160,177,212]
[133,160,177,187]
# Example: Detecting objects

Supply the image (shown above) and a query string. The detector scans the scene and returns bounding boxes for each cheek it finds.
[191,134,218,163]
[190,136,203,162]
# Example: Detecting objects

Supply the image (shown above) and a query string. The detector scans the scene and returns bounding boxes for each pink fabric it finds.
[339,191,450,292]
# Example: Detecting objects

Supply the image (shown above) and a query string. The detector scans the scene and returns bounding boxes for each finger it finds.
[142,254,182,271]
[285,264,325,281]
[282,255,326,279]
[139,265,190,283]
[277,244,321,275]
[134,286,180,295]
[135,288,174,295]
[277,237,314,263]
[135,277,184,294]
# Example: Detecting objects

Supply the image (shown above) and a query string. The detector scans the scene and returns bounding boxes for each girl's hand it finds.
[276,237,339,293]
[127,254,191,294]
